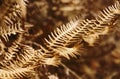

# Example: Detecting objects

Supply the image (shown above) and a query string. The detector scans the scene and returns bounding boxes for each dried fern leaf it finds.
[0,43,38,67]
[45,1,120,46]
[44,1,120,59]
[83,1,120,45]
[0,44,55,78]
[35,48,61,66]
[41,56,61,66]
[81,20,110,46]
[50,43,84,59]
[96,1,120,24]
[44,19,107,57]
[44,19,104,58]
[0,66,33,79]
[0,43,59,68]
[0,0,27,41]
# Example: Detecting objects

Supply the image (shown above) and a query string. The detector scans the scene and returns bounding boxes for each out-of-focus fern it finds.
[0,43,60,78]
[0,1,120,79]
[96,1,120,24]
[0,66,34,79]
[0,0,27,41]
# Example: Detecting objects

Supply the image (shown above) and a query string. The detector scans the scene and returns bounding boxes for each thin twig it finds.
[60,62,82,79]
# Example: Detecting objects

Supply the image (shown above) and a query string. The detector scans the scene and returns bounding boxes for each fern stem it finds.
[60,62,82,79]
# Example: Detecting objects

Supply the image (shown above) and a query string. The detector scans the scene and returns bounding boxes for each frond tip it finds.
[45,1,120,48]
[96,1,120,24]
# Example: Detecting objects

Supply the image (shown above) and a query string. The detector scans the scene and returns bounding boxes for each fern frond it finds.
[35,49,61,66]
[51,43,83,59]
[0,1,120,79]
[45,1,120,46]
[44,17,81,48]
[0,0,27,41]
[96,1,120,24]
[44,1,120,59]
[0,43,60,68]
[44,19,108,58]
[0,44,38,67]
[41,56,61,66]
[0,66,33,79]
[83,1,120,45]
